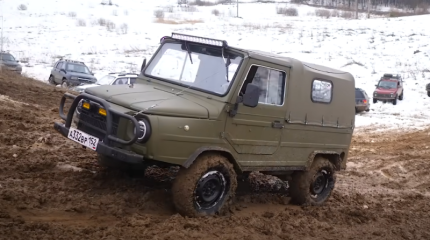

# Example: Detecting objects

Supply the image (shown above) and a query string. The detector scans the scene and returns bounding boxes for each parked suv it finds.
[53,32,356,218]
[71,72,138,93]
[48,59,97,87]
[355,88,370,113]
[373,73,404,105]
[0,51,22,74]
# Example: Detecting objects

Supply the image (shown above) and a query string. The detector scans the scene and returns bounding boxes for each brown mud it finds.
[0,72,429,239]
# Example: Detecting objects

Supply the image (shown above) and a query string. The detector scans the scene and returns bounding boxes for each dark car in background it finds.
[0,51,22,74]
[355,88,370,113]
[48,59,97,88]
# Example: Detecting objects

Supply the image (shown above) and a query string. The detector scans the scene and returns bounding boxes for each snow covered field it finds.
[1,0,429,133]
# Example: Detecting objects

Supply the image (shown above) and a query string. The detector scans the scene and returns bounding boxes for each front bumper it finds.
[374,93,396,100]
[68,79,96,86]
[53,92,144,164]
[356,104,369,112]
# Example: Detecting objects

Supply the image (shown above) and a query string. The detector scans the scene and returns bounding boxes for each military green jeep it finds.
[54,33,356,217]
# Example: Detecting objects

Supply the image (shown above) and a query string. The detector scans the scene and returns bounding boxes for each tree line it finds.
[292,0,430,10]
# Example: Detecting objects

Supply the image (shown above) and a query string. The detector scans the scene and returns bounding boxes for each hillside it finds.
[2,0,430,132]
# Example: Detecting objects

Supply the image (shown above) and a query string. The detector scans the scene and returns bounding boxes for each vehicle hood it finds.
[84,84,223,119]
[68,71,97,80]
[375,87,396,94]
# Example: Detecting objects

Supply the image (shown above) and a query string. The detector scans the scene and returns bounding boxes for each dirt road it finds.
[0,72,429,240]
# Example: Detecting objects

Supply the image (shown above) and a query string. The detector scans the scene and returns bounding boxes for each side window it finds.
[241,65,286,106]
[129,78,137,84]
[311,79,332,103]
[113,77,128,85]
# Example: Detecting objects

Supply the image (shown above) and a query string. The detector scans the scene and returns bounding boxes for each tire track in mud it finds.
[0,72,430,239]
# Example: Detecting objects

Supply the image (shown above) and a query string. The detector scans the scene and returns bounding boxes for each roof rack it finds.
[382,73,400,78]
[110,72,138,76]
[59,58,85,64]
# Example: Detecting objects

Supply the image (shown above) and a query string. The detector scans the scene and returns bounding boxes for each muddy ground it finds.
[0,72,429,240]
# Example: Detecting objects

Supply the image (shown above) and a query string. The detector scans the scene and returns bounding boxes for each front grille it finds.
[77,103,120,139]
[376,93,391,98]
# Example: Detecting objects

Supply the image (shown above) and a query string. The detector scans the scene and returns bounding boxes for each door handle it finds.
[272,120,284,129]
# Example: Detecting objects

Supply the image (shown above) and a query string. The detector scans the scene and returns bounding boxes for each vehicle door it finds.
[224,60,288,156]
[129,77,137,85]
[112,77,129,85]
[53,62,64,84]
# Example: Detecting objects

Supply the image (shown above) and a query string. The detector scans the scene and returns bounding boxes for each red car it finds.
[372,74,404,105]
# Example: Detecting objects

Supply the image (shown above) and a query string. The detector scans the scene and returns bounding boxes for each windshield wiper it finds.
[222,48,231,82]
[185,42,193,64]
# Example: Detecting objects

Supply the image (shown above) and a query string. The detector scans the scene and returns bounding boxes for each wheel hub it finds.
[194,170,226,209]
[310,170,330,197]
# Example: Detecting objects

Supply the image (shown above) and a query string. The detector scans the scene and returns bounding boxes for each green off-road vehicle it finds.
[54,33,356,217]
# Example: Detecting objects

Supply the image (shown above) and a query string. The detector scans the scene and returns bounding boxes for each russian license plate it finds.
[67,127,99,151]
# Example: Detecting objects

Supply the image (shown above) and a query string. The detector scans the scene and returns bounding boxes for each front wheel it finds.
[393,97,397,105]
[427,91,430,97]
[399,92,403,100]
[61,80,68,88]
[171,153,237,217]
[289,156,336,206]
[373,98,377,104]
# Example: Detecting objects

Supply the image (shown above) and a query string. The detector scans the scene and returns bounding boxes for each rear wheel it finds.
[289,156,336,206]
[171,153,237,217]
[373,98,377,104]
[427,91,430,97]
[48,75,55,85]
[399,92,403,100]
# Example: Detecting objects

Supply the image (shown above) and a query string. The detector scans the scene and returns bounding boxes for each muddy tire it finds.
[289,156,336,206]
[393,97,397,105]
[97,154,147,173]
[171,153,237,217]
[399,92,403,100]
[428,91,430,97]
[48,75,55,85]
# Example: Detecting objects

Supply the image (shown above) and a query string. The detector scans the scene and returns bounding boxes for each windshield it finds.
[97,75,116,85]
[0,54,16,61]
[66,63,91,74]
[144,42,243,95]
[355,90,364,98]
[377,80,397,89]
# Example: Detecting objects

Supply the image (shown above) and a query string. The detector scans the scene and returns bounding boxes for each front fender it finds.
[182,146,242,174]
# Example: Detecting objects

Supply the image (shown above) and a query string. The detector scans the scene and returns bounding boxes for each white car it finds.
[71,72,138,93]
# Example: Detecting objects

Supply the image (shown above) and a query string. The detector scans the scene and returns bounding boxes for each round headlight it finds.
[135,118,151,143]
[76,99,84,114]
[138,120,147,140]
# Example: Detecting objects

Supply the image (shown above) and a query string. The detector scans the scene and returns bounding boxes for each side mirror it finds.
[242,83,260,108]
[140,58,147,73]
[375,84,378,87]
[16,60,20,63]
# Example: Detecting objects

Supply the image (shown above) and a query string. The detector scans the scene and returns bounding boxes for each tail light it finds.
[363,99,367,104]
